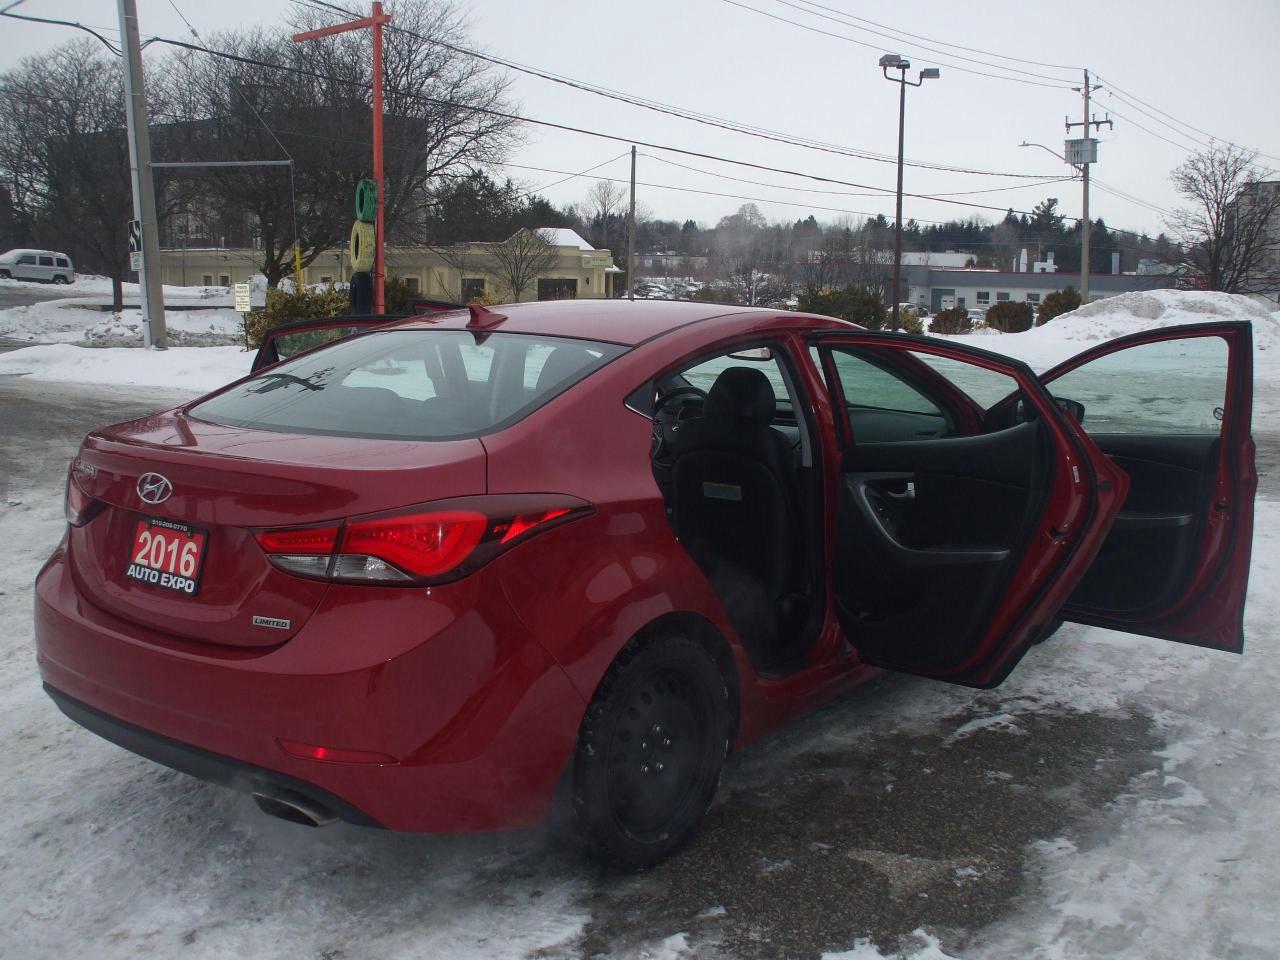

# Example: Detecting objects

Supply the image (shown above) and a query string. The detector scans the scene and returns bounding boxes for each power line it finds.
[787,0,1082,72]
[290,0,1060,180]
[0,9,121,54]
[764,0,1077,85]
[512,151,631,199]
[718,0,1076,90]
[641,152,1078,199]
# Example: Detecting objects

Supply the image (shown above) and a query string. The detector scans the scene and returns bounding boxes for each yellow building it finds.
[158,228,622,300]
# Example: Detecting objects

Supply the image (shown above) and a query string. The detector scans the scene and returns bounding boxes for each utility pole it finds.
[293,2,391,313]
[627,146,636,300]
[117,0,166,349]
[1066,70,1112,304]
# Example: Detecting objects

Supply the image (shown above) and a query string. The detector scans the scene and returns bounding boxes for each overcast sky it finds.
[3,0,1278,241]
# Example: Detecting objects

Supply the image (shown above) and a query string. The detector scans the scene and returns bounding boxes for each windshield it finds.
[192,329,626,440]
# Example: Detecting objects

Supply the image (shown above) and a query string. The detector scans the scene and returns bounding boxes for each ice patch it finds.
[823,929,961,960]
[943,712,1028,744]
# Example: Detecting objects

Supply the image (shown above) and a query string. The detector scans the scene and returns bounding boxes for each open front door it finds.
[1038,321,1256,652]
[812,333,1126,688]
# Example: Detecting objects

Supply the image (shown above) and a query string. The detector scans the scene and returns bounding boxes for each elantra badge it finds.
[137,472,173,505]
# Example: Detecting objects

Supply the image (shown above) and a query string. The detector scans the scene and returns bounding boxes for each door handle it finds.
[884,481,916,501]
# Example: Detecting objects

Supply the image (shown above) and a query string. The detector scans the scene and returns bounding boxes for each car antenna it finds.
[466,304,507,329]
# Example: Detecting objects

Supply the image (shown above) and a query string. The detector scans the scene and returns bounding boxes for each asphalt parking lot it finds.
[2,375,1276,960]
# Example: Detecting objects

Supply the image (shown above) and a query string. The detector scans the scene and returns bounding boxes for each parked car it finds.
[0,248,75,284]
[36,300,1256,866]
[967,307,987,322]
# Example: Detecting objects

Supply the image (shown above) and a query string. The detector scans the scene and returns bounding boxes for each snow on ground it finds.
[0,344,250,390]
[940,289,1280,372]
[0,274,229,300]
[0,299,243,345]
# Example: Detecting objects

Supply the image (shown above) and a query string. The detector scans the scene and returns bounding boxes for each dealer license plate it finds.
[125,516,208,596]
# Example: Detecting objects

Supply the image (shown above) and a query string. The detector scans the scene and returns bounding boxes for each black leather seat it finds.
[669,367,804,666]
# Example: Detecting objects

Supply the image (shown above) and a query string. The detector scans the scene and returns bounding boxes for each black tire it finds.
[52,275,69,285]
[572,634,730,868]
[0,270,10,279]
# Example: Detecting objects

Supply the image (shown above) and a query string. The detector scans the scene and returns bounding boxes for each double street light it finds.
[879,54,940,332]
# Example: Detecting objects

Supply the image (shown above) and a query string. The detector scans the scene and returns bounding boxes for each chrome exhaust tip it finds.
[252,790,338,827]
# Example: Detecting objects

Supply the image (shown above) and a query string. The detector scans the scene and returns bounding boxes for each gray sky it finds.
[3,0,1278,240]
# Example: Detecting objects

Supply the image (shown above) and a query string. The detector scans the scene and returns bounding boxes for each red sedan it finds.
[35,300,1255,866]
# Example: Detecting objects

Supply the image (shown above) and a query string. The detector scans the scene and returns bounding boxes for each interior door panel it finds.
[1065,435,1218,615]
[834,420,1050,672]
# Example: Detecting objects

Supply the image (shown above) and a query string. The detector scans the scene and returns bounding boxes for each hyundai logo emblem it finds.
[137,472,174,505]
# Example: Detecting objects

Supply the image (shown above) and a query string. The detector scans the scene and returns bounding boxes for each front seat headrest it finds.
[704,367,776,423]
[535,346,595,393]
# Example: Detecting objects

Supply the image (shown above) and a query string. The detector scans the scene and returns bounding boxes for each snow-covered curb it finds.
[0,344,250,391]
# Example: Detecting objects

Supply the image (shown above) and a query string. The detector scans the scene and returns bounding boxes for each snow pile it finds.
[944,289,1280,373]
[823,929,960,959]
[0,274,230,298]
[0,299,243,345]
[0,343,250,390]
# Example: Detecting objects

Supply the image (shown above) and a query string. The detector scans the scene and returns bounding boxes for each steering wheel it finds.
[654,385,707,420]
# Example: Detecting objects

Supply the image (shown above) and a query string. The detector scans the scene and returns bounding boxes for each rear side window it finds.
[192,330,625,440]
[38,256,53,266]
[55,257,70,267]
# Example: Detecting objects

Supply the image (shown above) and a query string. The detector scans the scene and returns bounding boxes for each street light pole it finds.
[879,55,939,333]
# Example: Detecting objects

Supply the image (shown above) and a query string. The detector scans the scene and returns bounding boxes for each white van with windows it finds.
[0,249,75,284]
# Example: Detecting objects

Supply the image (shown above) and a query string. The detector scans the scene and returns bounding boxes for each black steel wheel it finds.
[572,634,730,868]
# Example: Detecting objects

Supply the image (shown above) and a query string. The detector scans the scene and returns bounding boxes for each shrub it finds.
[244,285,351,347]
[690,284,743,305]
[985,300,1034,333]
[796,285,887,330]
[929,305,973,335]
[898,306,924,335]
[1036,286,1082,324]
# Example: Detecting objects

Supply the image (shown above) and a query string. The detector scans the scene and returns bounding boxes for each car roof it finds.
[387,298,811,347]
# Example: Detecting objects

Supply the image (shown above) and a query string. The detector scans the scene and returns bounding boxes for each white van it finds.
[0,249,75,284]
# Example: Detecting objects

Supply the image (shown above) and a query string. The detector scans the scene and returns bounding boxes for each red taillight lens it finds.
[253,496,590,585]
[64,470,103,527]
[254,526,339,555]
[341,510,487,578]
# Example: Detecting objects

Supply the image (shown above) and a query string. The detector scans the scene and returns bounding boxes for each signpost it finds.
[233,283,252,314]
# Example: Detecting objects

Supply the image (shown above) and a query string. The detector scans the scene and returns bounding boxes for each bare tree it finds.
[155,0,520,286]
[1166,144,1280,293]
[489,228,558,300]
[0,39,178,310]
[585,180,625,258]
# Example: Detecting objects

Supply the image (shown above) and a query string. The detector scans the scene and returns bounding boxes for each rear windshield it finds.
[192,329,626,440]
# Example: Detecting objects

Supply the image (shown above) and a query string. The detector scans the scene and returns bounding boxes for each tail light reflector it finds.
[253,495,590,585]
[277,738,397,765]
[65,469,105,527]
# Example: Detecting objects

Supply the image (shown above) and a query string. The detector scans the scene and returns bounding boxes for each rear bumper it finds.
[44,684,382,828]
[35,547,587,832]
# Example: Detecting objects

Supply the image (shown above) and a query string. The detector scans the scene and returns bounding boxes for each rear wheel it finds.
[572,634,730,867]
[0,270,10,280]
[52,275,69,285]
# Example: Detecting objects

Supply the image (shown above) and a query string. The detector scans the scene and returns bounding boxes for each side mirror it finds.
[1054,397,1085,423]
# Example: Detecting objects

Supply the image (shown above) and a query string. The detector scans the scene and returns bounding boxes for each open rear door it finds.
[811,333,1126,688]
[1037,321,1256,652]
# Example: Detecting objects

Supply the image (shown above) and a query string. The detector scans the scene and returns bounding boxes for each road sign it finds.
[127,219,143,272]
[234,283,252,313]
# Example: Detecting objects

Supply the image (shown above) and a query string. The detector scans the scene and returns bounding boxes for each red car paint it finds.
[34,300,1255,832]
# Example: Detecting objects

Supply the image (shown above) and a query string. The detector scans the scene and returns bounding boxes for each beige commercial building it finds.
[158,228,622,301]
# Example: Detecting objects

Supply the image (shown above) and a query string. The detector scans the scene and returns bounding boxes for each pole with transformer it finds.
[627,146,636,300]
[1065,69,1112,303]
[293,2,391,314]
[116,0,167,348]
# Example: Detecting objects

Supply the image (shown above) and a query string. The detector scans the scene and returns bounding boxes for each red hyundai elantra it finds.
[36,300,1255,865]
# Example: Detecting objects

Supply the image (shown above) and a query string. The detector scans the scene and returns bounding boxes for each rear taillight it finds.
[64,469,104,527]
[253,496,590,585]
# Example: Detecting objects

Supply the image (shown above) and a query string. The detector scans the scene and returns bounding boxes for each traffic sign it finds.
[234,283,252,313]
[128,219,143,273]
